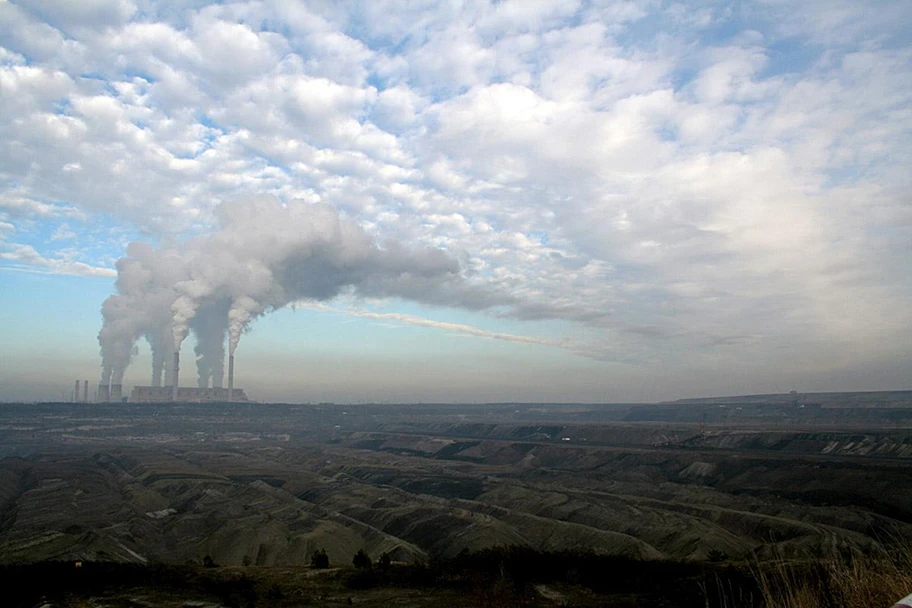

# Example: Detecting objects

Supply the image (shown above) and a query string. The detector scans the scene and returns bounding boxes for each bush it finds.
[352,549,372,570]
[378,552,392,570]
[707,549,729,562]
[310,548,329,569]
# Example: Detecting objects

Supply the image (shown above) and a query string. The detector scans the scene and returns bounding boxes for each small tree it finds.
[203,554,217,568]
[310,548,329,569]
[352,549,372,570]
[378,551,391,570]
[707,549,728,562]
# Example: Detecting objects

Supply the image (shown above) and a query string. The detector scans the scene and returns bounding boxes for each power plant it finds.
[228,354,235,403]
[172,351,180,402]
[130,386,248,403]
[94,351,249,403]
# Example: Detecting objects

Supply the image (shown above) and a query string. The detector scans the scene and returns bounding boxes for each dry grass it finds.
[752,547,912,608]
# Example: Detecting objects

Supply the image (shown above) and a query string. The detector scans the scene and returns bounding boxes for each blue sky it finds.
[1,0,911,403]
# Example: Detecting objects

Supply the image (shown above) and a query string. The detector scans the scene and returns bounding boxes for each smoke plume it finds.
[98,196,490,388]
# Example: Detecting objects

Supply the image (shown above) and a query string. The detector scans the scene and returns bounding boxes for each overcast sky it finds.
[1,0,910,403]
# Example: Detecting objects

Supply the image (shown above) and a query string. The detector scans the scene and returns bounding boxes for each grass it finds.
[703,541,912,608]
[753,549,912,608]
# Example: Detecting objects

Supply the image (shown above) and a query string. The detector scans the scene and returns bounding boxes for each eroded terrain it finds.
[1,398,910,570]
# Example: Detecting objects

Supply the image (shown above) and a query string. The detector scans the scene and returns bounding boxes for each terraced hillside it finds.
[0,401,909,566]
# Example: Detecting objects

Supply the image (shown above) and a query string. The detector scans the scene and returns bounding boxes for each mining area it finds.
[1,393,911,607]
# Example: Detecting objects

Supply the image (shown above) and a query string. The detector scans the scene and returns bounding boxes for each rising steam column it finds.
[172,351,180,401]
[227,354,235,402]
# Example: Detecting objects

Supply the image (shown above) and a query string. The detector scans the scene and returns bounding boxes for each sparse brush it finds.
[741,543,912,608]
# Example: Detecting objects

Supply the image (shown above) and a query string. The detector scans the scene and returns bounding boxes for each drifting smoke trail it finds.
[97,196,502,388]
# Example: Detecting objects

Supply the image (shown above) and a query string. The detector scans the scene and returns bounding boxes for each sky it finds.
[1,0,910,403]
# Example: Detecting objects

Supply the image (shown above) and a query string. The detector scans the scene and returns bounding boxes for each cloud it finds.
[50,223,76,241]
[0,243,116,277]
[1,0,911,395]
[303,302,572,352]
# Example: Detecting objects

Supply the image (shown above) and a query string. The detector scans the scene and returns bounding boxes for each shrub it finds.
[707,549,729,562]
[352,549,372,570]
[310,548,329,569]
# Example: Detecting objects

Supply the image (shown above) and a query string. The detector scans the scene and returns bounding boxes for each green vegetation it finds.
[707,549,729,562]
[310,548,329,569]
[3,548,912,607]
[352,548,372,570]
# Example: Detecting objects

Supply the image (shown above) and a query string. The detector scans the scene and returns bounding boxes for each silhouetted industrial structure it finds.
[94,350,249,403]
[130,386,249,403]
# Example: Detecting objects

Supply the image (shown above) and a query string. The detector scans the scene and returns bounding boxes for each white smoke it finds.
[228,296,262,355]
[191,298,230,388]
[98,196,499,387]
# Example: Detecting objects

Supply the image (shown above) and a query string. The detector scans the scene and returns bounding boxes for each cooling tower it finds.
[172,351,180,401]
[83,380,88,403]
[110,384,123,402]
[97,382,110,403]
[227,354,235,402]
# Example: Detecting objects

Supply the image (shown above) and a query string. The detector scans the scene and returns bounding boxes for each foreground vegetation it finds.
[743,549,912,608]
[4,547,910,607]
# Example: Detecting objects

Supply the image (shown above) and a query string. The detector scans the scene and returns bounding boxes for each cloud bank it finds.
[1,0,911,398]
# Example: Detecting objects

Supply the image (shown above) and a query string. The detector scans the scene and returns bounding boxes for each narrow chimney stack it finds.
[83,381,88,403]
[74,380,80,403]
[227,354,235,402]
[172,351,180,401]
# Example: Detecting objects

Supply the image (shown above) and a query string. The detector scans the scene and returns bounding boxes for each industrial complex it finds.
[86,352,249,403]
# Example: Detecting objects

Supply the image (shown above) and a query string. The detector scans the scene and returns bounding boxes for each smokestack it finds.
[97,382,110,403]
[172,351,180,401]
[227,354,235,402]
[110,384,122,402]
[74,380,80,403]
[83,381,88,403]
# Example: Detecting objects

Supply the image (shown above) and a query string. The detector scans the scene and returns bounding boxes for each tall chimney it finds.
[97,382,110,403]
[172,351,180,401]
[227,354,235,402]
[74,380,80,403]
[83,381,88,403]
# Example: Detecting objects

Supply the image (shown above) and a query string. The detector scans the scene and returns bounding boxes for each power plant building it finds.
[99,350,248,403]
[130,386,249,403]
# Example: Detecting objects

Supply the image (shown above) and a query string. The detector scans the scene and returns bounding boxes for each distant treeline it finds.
[346,547,758,606]
[6,547,907,608]
[0,550,758,608]
[1,562,257,608]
